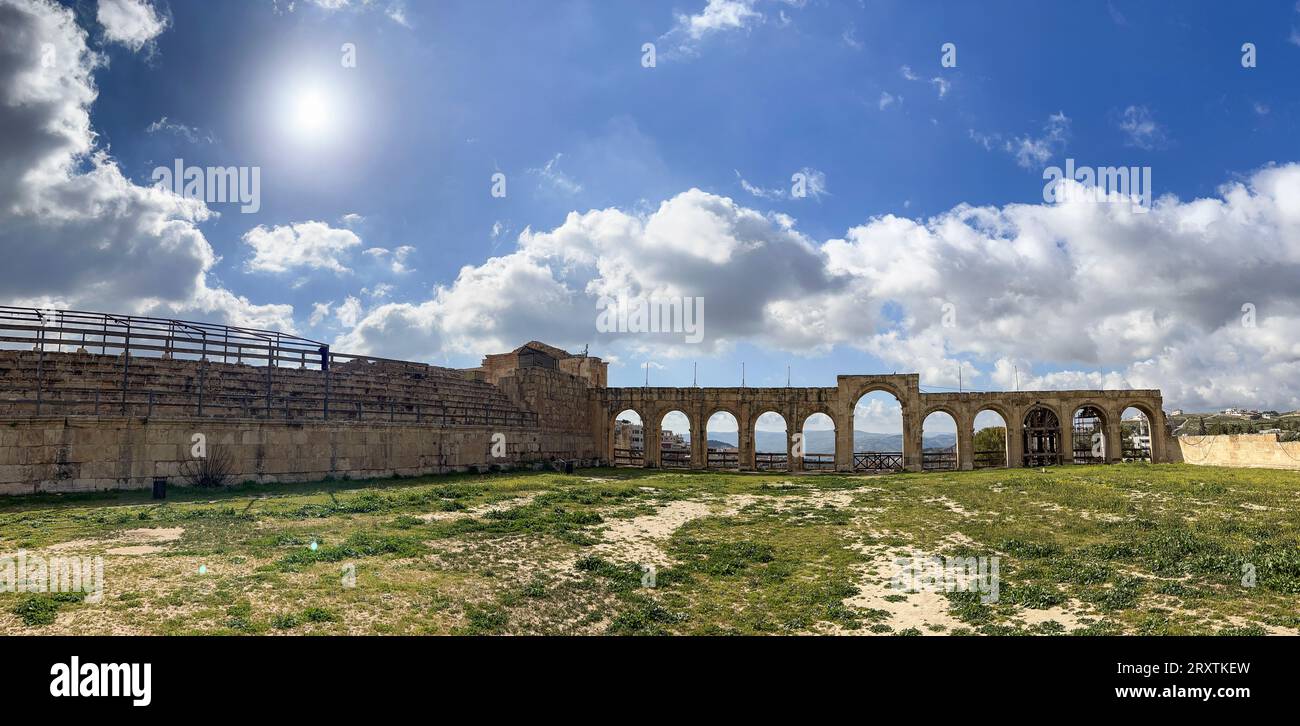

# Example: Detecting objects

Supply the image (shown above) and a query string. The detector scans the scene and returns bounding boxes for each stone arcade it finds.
[0,308,1170,495]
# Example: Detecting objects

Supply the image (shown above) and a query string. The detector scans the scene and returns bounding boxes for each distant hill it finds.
[687,430,956,453]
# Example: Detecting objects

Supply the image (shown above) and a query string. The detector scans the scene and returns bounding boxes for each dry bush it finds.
[180,444,235,488]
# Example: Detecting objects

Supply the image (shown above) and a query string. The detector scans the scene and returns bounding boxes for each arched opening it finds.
[753,411,789,471]
[612,409,644,467]
[853,390,904,472]
[1071,405,1107,464]
[660,410,691,469]
[1023,407,1062,467]
[921,410,958,471]
[972,409,1009,468]
[1120,406,1152,462]
[705,410,740,470]
[800,412,836,471]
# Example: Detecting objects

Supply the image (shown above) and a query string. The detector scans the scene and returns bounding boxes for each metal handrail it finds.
[0,306,537,426]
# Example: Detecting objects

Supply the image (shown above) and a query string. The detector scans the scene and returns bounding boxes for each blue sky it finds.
[6,0,1300,427]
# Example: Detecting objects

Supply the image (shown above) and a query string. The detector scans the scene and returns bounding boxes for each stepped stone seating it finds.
[0,349,535,425]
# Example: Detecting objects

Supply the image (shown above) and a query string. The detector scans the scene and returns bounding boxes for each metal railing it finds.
[755,452,788,470]
[801,453,835,471]
[853,451,904,472]
[921,449,957,471]
[973,449,1007,468]
[661,449,691,468]
[0,306,537,426]
[613,447,645,467]
[706,448,740,469]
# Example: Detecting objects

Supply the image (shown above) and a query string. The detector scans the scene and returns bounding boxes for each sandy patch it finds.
[586,493,772,569]
[46,527,185,553]
[106,545,166,556]
[923,495,979,517]
[839,542,968,635]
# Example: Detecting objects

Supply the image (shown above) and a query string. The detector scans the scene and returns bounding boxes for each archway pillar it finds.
[644,411,661,468]
[1150,407,1166,463]
[1006,407,1025,468]
[1104,415,1123,464]
[956,409,975,471]
[834,410,853,472]
[737,403,754,471]
[690,410,707,469]
[1058,403,1075,466]
[902,408,922,472]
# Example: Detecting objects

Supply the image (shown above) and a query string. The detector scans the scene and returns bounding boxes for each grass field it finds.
[1,463,1297,635]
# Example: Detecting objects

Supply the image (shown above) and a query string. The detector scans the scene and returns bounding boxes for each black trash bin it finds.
[152,476,167,500]
[564,460,574,475]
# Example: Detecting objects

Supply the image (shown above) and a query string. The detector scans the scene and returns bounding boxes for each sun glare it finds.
[283,83,336,143]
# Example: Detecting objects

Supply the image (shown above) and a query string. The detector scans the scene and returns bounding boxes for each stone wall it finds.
[1175,433,1300,471]
[0,416,599,496]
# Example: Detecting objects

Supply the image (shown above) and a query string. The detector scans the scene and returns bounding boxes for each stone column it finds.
[738,405,754,471]
[957,409,975,471]
[1104,416,1123,464]
[1149,407,1166,463]
[784,416,794,472]
[690,410,706,469]
[644,412,661,468]
[1006,407,1024,468]
[901,408,922,472]
[1058,403,1075,466]
[835,411,853,472]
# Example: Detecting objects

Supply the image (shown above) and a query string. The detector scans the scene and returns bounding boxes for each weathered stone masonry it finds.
[598,375,1168,472]
[0,330,1172,494]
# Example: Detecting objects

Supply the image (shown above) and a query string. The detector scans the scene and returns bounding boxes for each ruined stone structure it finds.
[0,307,1172,495]
[598,376,1167,472]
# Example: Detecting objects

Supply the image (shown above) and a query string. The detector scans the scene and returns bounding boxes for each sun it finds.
[283,83,337,143]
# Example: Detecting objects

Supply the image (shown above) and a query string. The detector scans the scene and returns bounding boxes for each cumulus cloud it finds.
[0,0,290,329]
[337,166,1300,412]
[242,221,362,274]
[97,0,169,52]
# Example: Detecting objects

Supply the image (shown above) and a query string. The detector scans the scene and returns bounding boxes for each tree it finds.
[973,426,1007,452]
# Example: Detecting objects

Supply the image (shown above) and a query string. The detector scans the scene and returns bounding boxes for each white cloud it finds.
[242,221,362,274]
[297,0,412,27]
[842,25,863,50]
[1117,105,1169,150]
[337,165,1300,412]
[529,153,583,195]
[145,116,214,144]
[0,0,290,330]
[361,244,415,274]
[972,113,1071,169]
[1009,112,1070,167]
[879,91,899,110]
[97,0,169,52]
[308,301,333,326]
[336,295,363,327]
[674,0,762,41]
[658,0,804,58]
